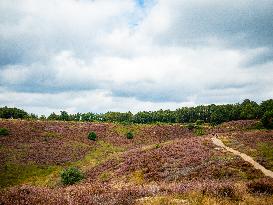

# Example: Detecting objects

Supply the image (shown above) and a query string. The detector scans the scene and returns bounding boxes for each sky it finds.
[0,0,273,115]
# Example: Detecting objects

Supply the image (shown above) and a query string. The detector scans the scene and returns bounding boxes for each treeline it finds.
[1,99,273,125]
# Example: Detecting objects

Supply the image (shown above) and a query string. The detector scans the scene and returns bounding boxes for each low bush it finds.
[0,128,9,136]
[247,178,273,195]
[252,121,265,130]
[195,120,204,125]
[187,123,195,131]
[126,131,134,139]
[61,167,84,185]
[88,131,97,141]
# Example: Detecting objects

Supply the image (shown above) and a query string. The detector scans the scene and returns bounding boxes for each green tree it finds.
[260,99,273,116]
[0,106,28,119]
[240,99,259,119]
[261,111,273,129]
[47,112,59,120]
[60,111,70,121]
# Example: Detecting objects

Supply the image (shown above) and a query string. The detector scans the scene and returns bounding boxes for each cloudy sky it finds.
[0,0,273,115]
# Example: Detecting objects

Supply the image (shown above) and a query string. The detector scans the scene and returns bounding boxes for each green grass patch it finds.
[0,140,123,189]
[71,141,91,149]
[69,141,125,171]
[0,163,61,188]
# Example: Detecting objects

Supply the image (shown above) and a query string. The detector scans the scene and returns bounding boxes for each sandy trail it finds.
[211,137,273,178]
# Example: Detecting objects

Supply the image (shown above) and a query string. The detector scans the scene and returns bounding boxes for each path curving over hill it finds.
[211,137,273,178]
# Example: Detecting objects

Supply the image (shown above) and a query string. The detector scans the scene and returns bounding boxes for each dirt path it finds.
[211,137,273,178]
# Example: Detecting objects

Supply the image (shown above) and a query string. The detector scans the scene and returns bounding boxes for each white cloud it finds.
[0,88,193,115]
[0,0,272,114]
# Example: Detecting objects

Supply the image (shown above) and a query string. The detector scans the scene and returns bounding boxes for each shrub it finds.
[261,111,273,129]
[247,178,273,195]
[187,123,195,131]
[61,167,84,185]
[0,128,9,136]
[252,121,264,130]
[195,120,204,125]
[88,131,97,141]
[126,131,134,139]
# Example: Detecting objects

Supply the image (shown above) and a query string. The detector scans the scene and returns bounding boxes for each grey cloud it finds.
[150,0,273,65]
[242,49,273,67]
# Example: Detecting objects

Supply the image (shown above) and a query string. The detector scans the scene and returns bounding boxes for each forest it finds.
[1,99,273,126]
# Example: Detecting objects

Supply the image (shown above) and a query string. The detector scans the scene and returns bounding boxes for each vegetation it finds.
[261,111,273,129]
[0,127,9,136]
[195,120,204,125]
[1,119,273,204]
[257,143,273,169]
[0,163,60,188]
[187,123,195,130]
[70,141,124,171]
[194,126,205,136]
[1,99,273,126]
[126,131,134,139]
[88,131,97,141]
[60,167,84,185]
[1,99,273,204]
[0,106,29,119]
[247,178,273,195]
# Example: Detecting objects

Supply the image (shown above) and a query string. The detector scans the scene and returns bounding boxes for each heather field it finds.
[0,119,273,204]
[1,0,273,204]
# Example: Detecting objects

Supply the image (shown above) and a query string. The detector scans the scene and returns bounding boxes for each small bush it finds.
[247,178,273,195]
[195,120,204,125]
[155,144,160,149]
[0,128,9,136]
[61,167,84,185]
[252,121,264,130]
[261,111,273,129]
[88,131,97,141]
[187,123,195,131]
[126,131,134,139]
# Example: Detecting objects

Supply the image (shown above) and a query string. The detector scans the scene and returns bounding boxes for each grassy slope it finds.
[0,119,273,204]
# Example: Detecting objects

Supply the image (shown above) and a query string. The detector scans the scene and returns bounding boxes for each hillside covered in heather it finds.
[0,119,273,204]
